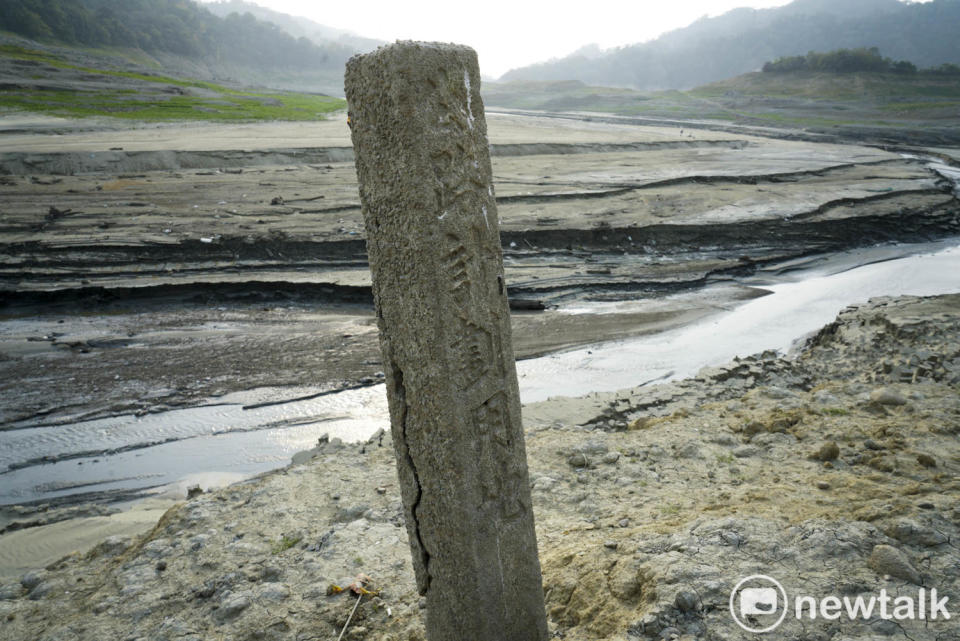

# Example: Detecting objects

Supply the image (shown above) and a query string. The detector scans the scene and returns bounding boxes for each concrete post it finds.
[345,42,548,641]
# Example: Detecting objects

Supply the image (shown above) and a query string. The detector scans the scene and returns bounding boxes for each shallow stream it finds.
[1,238,959,507]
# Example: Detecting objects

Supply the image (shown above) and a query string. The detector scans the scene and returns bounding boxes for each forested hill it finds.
[500,0,960,89]
[202,0,384,55]
[0,0,355,74]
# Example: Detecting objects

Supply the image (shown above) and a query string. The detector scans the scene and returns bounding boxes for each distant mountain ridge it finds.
[0,0,382,94]
[500,0,960,89]
[202,0,384,55]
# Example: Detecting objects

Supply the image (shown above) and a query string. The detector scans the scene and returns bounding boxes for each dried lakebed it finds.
[1,113,959,515]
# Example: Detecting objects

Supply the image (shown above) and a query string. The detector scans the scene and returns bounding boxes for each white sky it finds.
[199,0,805,78]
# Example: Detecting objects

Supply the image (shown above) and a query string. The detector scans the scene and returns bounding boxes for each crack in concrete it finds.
[391,363,432,596]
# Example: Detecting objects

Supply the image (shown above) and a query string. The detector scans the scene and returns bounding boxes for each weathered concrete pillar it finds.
[345,42,548,641]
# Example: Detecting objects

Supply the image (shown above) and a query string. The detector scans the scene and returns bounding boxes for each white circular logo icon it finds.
[729,575,788,633]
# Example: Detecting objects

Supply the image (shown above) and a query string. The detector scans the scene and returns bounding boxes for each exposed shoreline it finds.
[0,292,958,641]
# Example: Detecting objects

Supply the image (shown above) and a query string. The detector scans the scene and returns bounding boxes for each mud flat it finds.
[0,293,958,641]
[2,113,958,424]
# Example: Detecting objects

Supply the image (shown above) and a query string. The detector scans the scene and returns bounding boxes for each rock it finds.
[658,626,681,639]
[867,544,922,585]
[675,442,701,459]
[94,535,132,557]
[601,452,621,465]
[575,439,609,456]
[214,594,251,622]
[28,579,62,600]
[531,476,557,491]
[567,453,589,468]
[816,480,831,490]
[815,441,840,461]
[0,583,22,600]
[260,565,283,582]
[20,570,47,591]
[732,445,757,458]
[604,541,619,550]
[674,589,699,613]
[870,387,907,406]
[812,390,840,405]
[334,504,370,523]
[864,439,884,450]
[141,538,171,558]
[916,453,937,468]
[257,583,290,602]
[886,519,948,547]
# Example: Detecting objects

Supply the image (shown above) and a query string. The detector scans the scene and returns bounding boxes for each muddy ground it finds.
[2,112,959,429]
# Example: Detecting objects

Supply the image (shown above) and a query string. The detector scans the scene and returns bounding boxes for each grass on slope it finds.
[484,72,960,127]
[0,44,345,122]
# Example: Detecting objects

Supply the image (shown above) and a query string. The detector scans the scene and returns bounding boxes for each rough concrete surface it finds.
[346,42,547,641]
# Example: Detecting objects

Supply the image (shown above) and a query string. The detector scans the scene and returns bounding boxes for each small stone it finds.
[0,583,22,600]
[260,565,283,582]
[258,583,290,602]
[864,439,884,451]
[156,561,167,572]
[95,535,132,557]
[812,390,840,405]
[20,570,47,591]
[816,480,831,490]
[658,626,681,640]
[676,442,701,459]
[886,519,948,547]
[334,504,369,523]
[674,589,699,613]
[867,544,922,585]
[815,441,840,461]
[603,541,618,550]
[618,518,630,528]
[567,453,589,468]
[743,421,765,436]
[214,594,251,622]
[732,445,757,458]
[602,452,621,465]
[916,453,937,468]
[186,485,204,499]
[870,388,907,406]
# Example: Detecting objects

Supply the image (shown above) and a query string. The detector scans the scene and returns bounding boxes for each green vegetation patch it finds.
[0,88,344,121]
[0,45,345,122]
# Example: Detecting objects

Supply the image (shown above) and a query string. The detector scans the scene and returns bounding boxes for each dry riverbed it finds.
[1,109,960,639]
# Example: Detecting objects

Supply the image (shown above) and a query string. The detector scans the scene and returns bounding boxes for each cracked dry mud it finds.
[1,294,958,641]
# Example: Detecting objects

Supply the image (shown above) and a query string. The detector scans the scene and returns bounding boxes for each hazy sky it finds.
[200,0,807,78]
